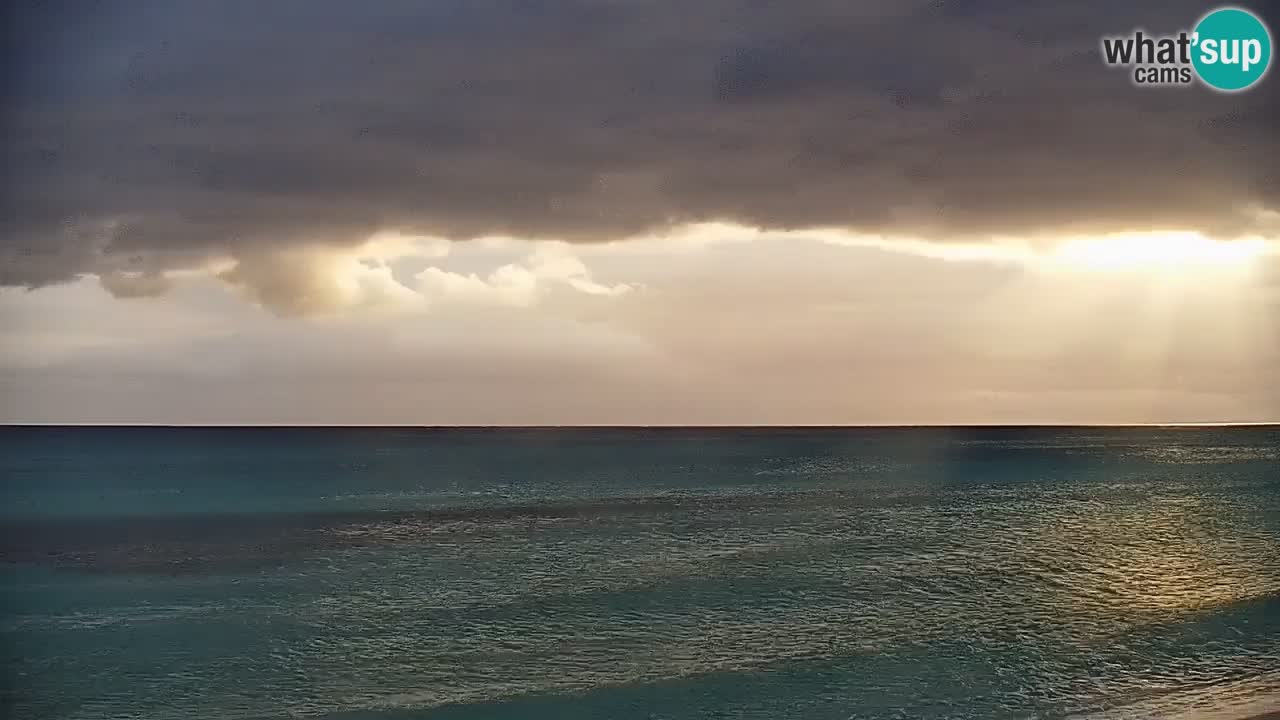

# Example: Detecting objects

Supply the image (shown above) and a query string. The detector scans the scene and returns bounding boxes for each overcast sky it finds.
[2,0,1278,424]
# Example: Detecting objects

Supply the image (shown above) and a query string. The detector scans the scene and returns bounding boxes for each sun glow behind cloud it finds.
[662,226,1275,278]
[1049,232,1271,272]
[113,224,1279,318]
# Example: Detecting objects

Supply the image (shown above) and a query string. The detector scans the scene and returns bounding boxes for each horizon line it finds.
[3,422,1278,430]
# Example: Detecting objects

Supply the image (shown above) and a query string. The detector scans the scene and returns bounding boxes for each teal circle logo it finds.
[1191,7,1272,91]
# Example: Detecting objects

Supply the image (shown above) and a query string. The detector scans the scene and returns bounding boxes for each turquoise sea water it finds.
[2,426,1278,719]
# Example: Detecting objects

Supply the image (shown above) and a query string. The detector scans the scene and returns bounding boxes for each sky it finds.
[2,0,1278,425]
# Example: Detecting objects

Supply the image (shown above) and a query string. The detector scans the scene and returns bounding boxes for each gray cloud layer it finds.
[3,0,1279,296]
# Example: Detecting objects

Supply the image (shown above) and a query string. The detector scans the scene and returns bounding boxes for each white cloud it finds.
[2,230,1277,424]
[411,243,633,309]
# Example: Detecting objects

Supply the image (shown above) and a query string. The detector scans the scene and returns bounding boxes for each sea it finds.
[1,426,1278,720]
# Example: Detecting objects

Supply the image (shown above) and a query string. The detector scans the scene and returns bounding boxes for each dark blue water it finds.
[2,427,1278,719]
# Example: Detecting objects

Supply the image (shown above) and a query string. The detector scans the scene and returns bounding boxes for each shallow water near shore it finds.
[2,426,1278,719]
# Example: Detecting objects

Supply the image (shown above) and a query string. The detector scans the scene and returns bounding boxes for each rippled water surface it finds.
[2,427,1278,719]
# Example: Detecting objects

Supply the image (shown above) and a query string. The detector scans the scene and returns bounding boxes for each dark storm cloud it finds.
[2,0,1278,297]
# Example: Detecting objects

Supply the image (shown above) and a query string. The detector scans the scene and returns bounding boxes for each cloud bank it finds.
[3,0,1279,313]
